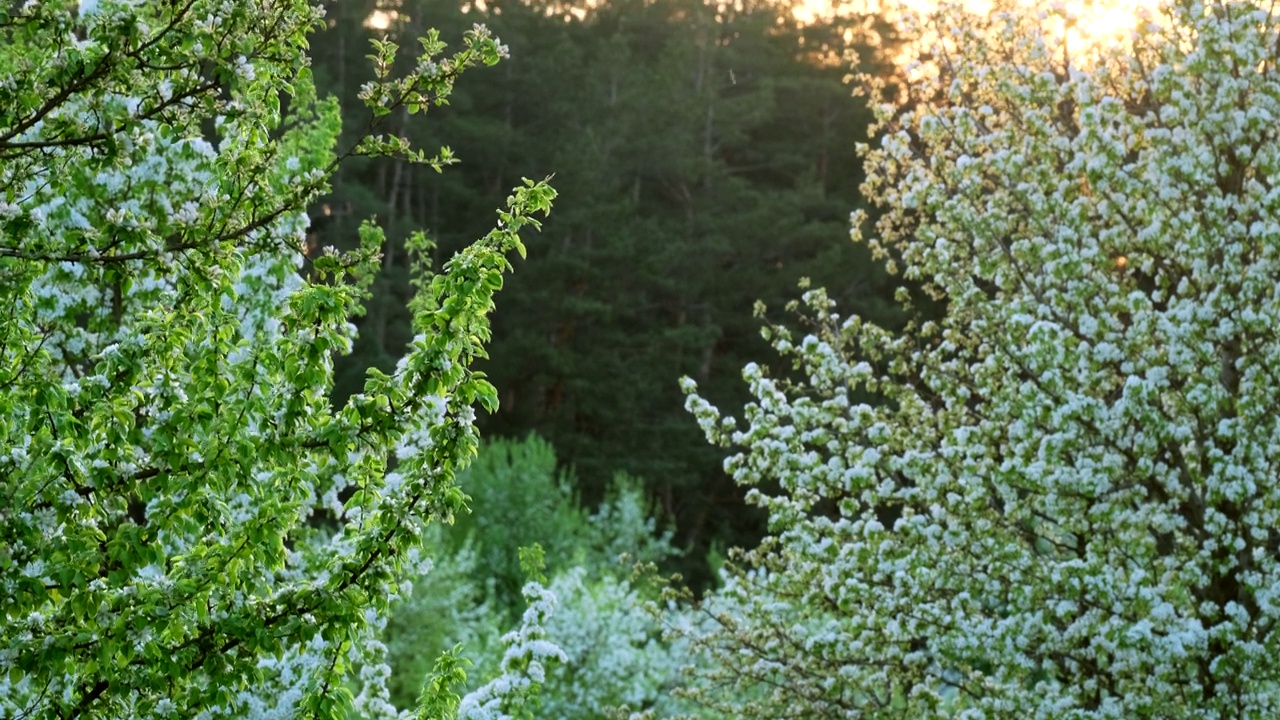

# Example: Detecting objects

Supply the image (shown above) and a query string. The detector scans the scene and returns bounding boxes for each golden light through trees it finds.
[877,0,1163,86]
[794,0,1158,59]
[904,0,1157,49]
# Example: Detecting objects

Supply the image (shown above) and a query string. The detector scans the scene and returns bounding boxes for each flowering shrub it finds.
[380,528,505,711]
[0,1,553,717]
[456,580,568,720]
[381,435,683,716]
[681,1,1280,717]
[443,435,596,613]
[535,566,712,720]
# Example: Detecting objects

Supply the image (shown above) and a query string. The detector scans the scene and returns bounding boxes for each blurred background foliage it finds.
[380,434,696,716]
[308,0,907,590]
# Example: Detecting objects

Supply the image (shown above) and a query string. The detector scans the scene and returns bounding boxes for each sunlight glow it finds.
[1061,0,1156,50]
[881,0,1162,76]
[795,0,1159,57]
[951,0,1158,53]
[364,9,400,30]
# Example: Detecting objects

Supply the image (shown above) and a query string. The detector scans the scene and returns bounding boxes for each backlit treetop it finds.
[681,1,1280,717]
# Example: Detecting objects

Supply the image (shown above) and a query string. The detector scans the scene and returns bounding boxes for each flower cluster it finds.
[456,582,568,720]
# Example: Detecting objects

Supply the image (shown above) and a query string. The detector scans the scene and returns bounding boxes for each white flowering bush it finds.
[381,435,683,716]
[455,580,568,720]
[534,567,703,720]
[581,475,678,576]
[0,1,552,717]
[681,1,1280,717]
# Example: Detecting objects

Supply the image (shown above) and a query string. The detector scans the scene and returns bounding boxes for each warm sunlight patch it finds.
[796,0,1158,58]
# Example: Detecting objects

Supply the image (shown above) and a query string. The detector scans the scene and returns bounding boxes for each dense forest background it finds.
[307,0,906,586]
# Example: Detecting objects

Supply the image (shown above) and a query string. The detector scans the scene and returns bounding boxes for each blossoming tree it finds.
[0,0,557,717]
[682,1,1280,717]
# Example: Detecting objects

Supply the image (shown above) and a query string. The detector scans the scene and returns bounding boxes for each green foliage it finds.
[445,435,678,614]
[381,434,682,714]
[414,646,470,720]
[445,435,584,610]
[517,544,548,586]
[0,1,553,716]
[381,529,503,713]
[305,0,908,584]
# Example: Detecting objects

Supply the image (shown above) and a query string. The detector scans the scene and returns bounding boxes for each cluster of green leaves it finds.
[0,1,553,717]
